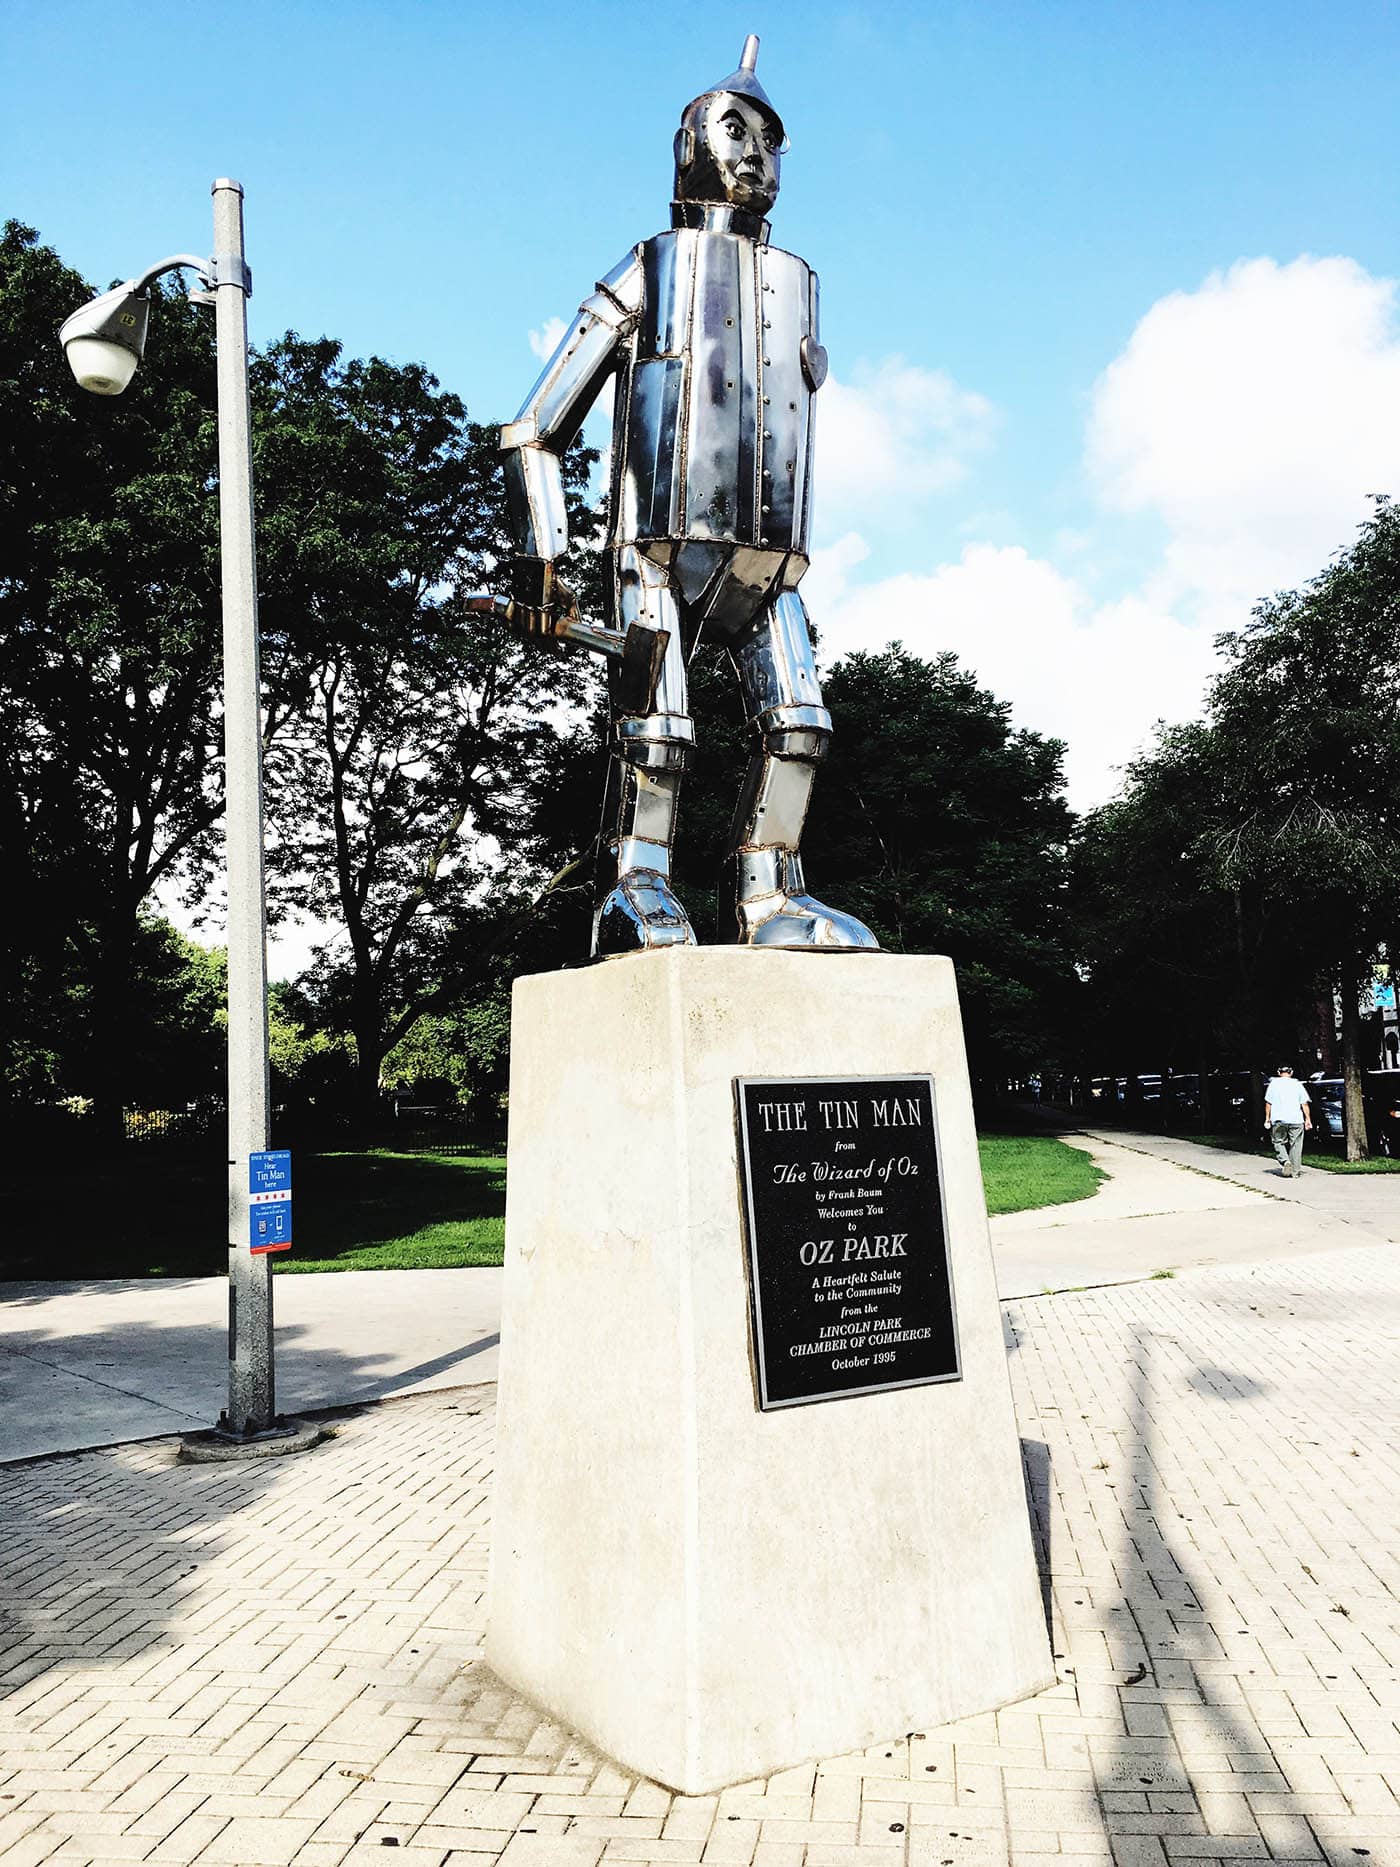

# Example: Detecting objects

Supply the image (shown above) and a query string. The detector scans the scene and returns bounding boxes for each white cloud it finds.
[806,537,1218,810]
[801,254,1400,811]
[803,530,872,610]
[1088,255,1400,622]
[816,358,997,532]
[528,316,568,362]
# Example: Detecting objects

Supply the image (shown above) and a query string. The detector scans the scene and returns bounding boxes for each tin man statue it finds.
[498,35,878,957]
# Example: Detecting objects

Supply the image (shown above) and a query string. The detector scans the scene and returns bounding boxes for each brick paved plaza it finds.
[2,1238,1398,1867]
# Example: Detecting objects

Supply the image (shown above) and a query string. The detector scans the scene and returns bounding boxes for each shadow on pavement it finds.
[0,1331,500,1704]
[352,1333,500,1396]
[0,1313,498,1464]
[1086,1328,1353,1860]
[1020,1437,1054,1642]
[0,1424,317,1696]
[0,1278,214,1308]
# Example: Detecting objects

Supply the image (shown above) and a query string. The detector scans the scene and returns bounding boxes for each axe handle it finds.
[462,594,670,713]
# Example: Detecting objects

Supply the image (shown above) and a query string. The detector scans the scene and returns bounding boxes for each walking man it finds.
[1264,1064,1312,1176]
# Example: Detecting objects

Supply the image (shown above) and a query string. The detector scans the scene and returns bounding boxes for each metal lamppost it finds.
[60,181,308,1452]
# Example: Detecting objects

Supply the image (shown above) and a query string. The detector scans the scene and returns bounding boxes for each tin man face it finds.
[675,93,783,216]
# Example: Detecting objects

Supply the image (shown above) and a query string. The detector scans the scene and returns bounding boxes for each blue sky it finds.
[6,0,1400,816]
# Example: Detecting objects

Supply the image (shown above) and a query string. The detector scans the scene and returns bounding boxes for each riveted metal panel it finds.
[731,591,825,717]
[639,233,690,359]
[621,357,685,540]
[617,232,817,563]
[682,233,748,541]
[756,246,815,555]
[735,240,762,543]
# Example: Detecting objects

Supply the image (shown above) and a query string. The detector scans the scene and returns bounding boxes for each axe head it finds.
[618,624,671,715]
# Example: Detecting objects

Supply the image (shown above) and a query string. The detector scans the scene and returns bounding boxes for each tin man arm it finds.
[499,252,643,628]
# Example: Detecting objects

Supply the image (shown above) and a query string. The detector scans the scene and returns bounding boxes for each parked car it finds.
[1307,1078,1344,1145]
[1303,1073,1400,1154]
[1166,1074,1201,1123]
[1366,1071,1400,1157]
[1212,1071,1254,1135]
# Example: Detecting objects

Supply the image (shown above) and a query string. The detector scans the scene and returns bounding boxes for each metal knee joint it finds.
[758,702,831,762]
[616,712,695,774]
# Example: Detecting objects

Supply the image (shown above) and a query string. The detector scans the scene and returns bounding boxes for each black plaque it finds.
[735,1074,960,1409]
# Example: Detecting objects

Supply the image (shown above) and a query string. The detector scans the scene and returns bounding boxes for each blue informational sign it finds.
[250,1199,292,1252]
[250,1149,292,1194]
[249,1150,292,1254]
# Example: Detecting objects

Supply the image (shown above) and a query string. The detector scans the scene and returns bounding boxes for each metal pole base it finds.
[178,1417,326,1462]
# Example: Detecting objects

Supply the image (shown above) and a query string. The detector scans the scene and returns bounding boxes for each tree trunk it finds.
[1234,892,1266,1139]
[350,993,385,1144]
[87,906,137,1150]
[1339,962,1368,1162]
[1315,990,1340,1074]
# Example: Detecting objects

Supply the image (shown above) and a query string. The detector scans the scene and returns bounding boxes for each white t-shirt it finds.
[1266,1077,1310,1122]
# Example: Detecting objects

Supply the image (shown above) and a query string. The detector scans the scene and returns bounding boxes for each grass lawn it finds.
[1194,1133,1400,1172]
[5,1133,1102,1280]
[277,1150,505,1271]
[978,1132,1105,1217]
[3,1147,505,1281]
[1285,1153,1400,1173]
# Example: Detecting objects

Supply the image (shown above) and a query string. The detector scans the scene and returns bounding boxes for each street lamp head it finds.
[58,284,150,395]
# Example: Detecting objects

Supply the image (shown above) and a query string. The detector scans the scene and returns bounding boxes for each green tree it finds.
[0,223,226,1131]
[1071,723,1314,1125]
[1071,501,1400,1154]
[807,647,1077,1081]
[0,224,605,1126]
[30,918,228,1123]
[1206,499,1400,1156]
[380,987,514,1123]
[255,335,605,1115]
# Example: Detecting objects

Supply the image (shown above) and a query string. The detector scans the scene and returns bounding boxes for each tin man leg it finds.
[594,547,698,957]
[724,591,878,949]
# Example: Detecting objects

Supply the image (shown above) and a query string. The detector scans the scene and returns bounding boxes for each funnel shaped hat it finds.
[684,34,785,141]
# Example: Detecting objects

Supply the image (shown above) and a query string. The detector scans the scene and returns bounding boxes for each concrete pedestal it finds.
[487,948,1052,1792]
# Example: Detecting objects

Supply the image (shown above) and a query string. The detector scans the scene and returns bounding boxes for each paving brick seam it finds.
[2,1240,1399,1865]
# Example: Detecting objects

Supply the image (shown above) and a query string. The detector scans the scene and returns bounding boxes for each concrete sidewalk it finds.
[3,1129,1392,1463]
[989,1130,1387,1299]
[1071,1127,1400,1244]
[3,1238,1400,1865]
[0,1270,501,1464]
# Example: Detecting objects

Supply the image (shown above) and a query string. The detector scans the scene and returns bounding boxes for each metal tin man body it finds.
[500,36,877,956]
